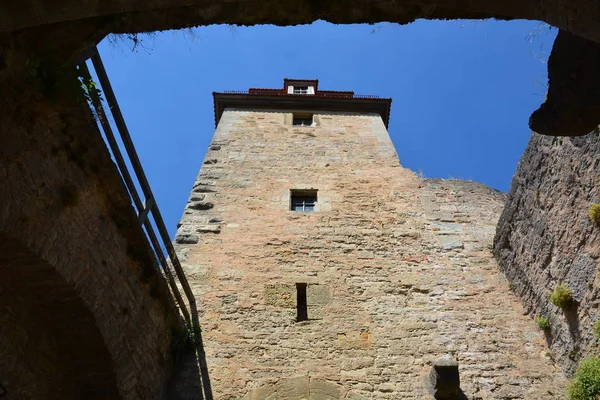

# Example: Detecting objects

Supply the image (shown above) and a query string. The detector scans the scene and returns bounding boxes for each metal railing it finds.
[81,48,197,332]
[221,90,380,99]
[353,94,381,99]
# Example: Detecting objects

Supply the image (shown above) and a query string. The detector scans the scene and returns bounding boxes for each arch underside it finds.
[2,0,600,137]
[0,234,121,400]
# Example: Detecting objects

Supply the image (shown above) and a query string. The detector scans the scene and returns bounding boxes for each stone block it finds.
[189,193,205,201]
[307,284,331,306]
[183,264,210,281]
[438,236,464,250]
[174,233,199,244]
[265,284,296,308]
[310,379,341,399]
[196,225,221,234]
[274,376,310,400]
[431,221,463,235]
[346,390,369,400]
[307,306,325,320]
[244,384,277,400]
[188,201,214,210]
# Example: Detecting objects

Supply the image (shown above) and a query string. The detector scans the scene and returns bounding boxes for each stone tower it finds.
[174,80,566,399]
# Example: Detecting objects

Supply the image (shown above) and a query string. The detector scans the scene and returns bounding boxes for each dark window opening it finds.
[293,86,309,94]
[292,113,313,126]
[290,190,317,212]
[296,283,308,322]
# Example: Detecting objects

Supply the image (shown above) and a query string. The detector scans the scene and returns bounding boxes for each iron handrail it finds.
[85,48,198,332]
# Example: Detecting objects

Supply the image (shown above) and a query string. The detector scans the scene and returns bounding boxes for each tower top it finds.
[213,79,392,128]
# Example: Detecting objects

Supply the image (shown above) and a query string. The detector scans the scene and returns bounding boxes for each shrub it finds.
[594,321,600,340]
[569,356,600,400]
[589,204,600,224]
[550,284,573,309]
[535,316,550,330]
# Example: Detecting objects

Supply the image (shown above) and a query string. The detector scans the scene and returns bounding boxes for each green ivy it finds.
[75,64,103,105]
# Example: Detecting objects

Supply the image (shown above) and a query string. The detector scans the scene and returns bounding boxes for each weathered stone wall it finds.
[0,45,185,399]
[174,109,567,399]
[495,131,600,375]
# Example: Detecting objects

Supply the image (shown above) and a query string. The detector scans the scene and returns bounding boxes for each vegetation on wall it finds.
[569,356,600,400]
[535,316,550,330]
[589,203,600,224]
[550,284,573,309]
[594,321,600,340]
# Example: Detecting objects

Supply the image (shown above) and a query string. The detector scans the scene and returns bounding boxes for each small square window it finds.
[293,86,309,94]
[292,113,313,126]
[290,190,317,212]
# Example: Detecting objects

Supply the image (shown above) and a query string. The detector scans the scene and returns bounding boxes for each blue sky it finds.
[97,19,555,236]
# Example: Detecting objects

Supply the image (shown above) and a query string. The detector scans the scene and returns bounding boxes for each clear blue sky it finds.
[97,19,555,236]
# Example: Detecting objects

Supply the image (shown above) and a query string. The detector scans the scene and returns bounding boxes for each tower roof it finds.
[213,79,392,128]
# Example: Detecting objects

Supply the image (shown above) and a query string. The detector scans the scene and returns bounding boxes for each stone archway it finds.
[1,1,598,45]
[244,377,343,400]
[0,234,121,400]
[2,1,600,137]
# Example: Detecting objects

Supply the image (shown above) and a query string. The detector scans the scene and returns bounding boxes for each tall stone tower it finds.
[174,80,566,399]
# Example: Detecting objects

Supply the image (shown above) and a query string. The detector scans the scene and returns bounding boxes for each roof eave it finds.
[213,93,392,129]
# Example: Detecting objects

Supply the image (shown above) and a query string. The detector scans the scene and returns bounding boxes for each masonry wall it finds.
[0,45,185,399]
[495,131,600,374]
[174,108,567,399]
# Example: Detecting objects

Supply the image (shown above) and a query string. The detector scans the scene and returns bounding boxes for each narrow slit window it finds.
[296,283,308,322]
[290,190,317,212]
[292,113,314,126]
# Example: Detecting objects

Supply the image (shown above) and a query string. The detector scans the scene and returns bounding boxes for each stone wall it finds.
[0,44,185,399]
[495,130,600,375]
[173,109,567,399]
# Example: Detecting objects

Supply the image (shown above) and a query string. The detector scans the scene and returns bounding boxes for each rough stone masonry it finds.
[172,106,567,399]
[495,130,600,375]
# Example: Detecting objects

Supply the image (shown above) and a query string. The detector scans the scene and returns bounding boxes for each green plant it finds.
[589,204,600,224]
[534,189,540,202]
[550,284,573,309]
[170,322,200,364]
[568,356,600,400]
[535,316,550,330]
[594,320,600,340]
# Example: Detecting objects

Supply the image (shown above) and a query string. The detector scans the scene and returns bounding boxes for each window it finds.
[293,86,308,94]
[292,113,313,126]
[290,190,317,212]
[296,283,308,322]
